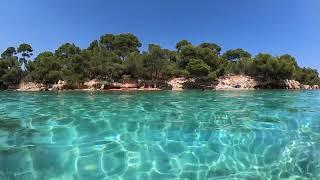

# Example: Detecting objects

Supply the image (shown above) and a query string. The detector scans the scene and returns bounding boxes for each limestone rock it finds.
[284,80,300,89]
[83,79,103,90]
[215,74,257,90]
[112,82,138,88]
[17,82,46,91]
[300,84,320,90]
[312,85,319,89]
[168,78,188,91]
[301,84,311,90]
[52,80,66,91]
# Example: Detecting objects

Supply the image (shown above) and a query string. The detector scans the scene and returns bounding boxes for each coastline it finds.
[11,75,320,92]
[12,88,319,92]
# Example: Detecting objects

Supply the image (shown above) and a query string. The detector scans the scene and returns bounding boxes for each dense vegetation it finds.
[1,33,319,89]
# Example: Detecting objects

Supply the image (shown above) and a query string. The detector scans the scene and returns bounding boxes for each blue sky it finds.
[0,0,319,70]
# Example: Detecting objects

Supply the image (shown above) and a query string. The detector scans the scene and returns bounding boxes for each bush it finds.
[207,71,218,80]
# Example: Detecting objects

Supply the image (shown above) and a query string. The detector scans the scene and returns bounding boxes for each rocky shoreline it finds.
[16,80,164,92]
[12,74,320,92]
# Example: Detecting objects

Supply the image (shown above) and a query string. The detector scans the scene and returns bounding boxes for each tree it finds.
[0,56,22,87]
[178,45,222,71]
[222,48,251,62]
[35,51,54,59]
[278,54,298,68]
[179,45,198,68]
[162,49,178,62]
[249,53,297,81]
[99,33,141,60]
[1,47,17,58]
[61,54,89,83]
[17,43,33,67]
[123,53,144,79]
[186,59,210,77]
[55,43,81,58]
[27,51,62,83]
[1,33,320,88]
[88,50,123,80]
[141,44,173,80]
[176,40,192,52]
[294,67,320,85]
[197,46,220,69]
[87,40,100,51]
[199,43,221,54]
[276,54,298,79]
[99,34,115,51]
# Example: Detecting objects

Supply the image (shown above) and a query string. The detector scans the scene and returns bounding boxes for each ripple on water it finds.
[0,90,320,179]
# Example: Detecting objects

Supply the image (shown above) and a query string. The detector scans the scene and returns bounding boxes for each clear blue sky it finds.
[0,0,319,70]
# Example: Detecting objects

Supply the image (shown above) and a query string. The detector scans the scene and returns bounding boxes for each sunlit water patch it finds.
[0,90,320,179]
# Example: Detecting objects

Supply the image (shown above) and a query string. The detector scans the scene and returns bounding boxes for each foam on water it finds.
[0,90,320,179]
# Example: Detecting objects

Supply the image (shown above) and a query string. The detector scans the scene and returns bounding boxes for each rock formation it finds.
[51,80,66,91]
[214,74,258,90]
[12,75,320,91]
[168,78,188,91]
[83,79,104,90]
[283,79,301,89]
[17,82,47,91]
[312,85,319,89]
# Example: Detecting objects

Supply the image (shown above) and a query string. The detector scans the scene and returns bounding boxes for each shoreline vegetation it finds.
[1,33,319,91]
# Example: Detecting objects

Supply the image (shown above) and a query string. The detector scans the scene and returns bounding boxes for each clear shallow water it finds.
[0,91,320,180]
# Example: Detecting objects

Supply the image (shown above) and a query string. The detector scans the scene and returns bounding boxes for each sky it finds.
[0,0,319,70]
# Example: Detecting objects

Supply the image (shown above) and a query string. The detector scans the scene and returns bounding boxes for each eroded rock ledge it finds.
[16,75,320,91]
[17,82,47,91]
[16,79,164,91]
[214,74,258,90]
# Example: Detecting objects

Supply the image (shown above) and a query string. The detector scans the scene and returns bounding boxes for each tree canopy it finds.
[0,33,319,89]
[222,48,251,61]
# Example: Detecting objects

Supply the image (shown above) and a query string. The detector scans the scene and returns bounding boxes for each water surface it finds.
[0,90,320,179]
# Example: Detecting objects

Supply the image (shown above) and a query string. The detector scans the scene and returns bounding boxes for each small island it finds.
[1,33,319,91]
[2,0,320,178]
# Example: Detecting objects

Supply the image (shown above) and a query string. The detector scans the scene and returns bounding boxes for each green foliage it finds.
[0,56,22,87]
[246,53,297,81]
[88,50,122,80]
[123,53,144,79]
[55,43,81,58]
[222,48,251,61]
[17,43,33,58]
[294,68,320,85]
[87,40,99,52]
[178,44,221,71]
[176,40,192,52]
[17,43,33,66]
[0,33,319,89]
[100,34,115,51]
[1,47,17,58]
[199,43,222,54]
[27,51,61,83]
[99,33,141,60]
[61,55,89,83]
[207,71,218,80]
[186,59,210,77]
[140,44,175,80]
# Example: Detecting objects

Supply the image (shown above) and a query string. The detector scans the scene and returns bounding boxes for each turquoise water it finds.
[0,91,320,179]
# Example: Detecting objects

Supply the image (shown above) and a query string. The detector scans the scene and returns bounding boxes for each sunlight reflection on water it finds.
[0,90,320,179]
